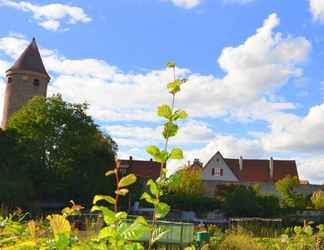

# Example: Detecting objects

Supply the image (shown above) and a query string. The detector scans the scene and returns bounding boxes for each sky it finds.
[0,0,324,184]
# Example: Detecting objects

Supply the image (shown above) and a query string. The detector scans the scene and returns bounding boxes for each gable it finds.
[202,152,239,181]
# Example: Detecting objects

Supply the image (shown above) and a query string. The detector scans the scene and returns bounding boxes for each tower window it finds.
[33,79,40,87]
[8,77,12,83]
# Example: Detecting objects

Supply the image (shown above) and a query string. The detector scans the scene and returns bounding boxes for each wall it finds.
[2,70,48,128]
[202,152,238,182]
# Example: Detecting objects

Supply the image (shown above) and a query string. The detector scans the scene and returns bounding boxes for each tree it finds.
[0,129,34,207]
[275,176,306,209]
[8,95,118,205]
[223,185,259,217]
[167,166,204,196]
[311,191,324,210]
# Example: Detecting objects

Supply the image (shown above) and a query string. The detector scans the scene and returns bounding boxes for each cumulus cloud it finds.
[0,14,310,123]
[261,103,324,153]
[0,0,91,31]
[309,0,324,23]
[163,0,202,9]
[104,120,215,147]
[0,14,320,183]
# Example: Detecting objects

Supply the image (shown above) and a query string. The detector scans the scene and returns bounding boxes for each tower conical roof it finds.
[8,38,49,78]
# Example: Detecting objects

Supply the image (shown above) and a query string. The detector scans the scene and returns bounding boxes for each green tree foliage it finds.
[167,167,203,196]
[223,185,280,217]
[311,191,324,210]
[275,176,306,209]
[0,129,34,207]
[7,95,117,205]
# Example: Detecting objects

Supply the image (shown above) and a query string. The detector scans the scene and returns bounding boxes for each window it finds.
[215,168,224,177]
[212,168,223,177]
[33,79,40,87]
[120,168,127,175]
[7,77,12,83]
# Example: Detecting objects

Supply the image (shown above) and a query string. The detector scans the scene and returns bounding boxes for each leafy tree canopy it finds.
[7,95,118,205]
[275,176,306,209]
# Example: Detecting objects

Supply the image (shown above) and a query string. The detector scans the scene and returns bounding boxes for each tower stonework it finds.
[1,38,50,129]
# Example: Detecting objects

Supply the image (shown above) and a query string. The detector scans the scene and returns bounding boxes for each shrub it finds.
[275,176,306,209]
[311,191,324,210]
[218,229,261,250]
[223,186,259,217]
[162,193,220,215]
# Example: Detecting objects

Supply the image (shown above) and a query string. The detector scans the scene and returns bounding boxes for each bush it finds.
[311,191,324,210]
[162,193,220,215]
[218,229,260,250]
[223,186,259,217]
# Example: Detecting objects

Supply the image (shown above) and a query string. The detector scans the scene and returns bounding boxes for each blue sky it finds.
[0,0,324,183]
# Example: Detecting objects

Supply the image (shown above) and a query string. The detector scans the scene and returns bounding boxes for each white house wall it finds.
[202,152,238,182]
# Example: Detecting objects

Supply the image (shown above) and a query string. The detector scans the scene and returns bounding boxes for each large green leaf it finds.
[172,110,188,121]
[169,148,184,160]
[162,122,179,139]
[146,145,160,157]
[157,105,172,119]
[118,174,137,188]
[93,195,116,205]
[115,188,129,196]
[105,169,116,177]
[140,192,157,205]
[91,206,116,224]
[167,80,181,94]
[154,150,169,163]
[147,179,160,196]
[155,202,170,219]
[98,227,116,240]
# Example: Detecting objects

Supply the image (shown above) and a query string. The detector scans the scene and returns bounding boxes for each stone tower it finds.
[1,38,50,129]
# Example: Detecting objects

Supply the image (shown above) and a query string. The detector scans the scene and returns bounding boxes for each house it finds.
[117,156,162,180]
[197,152,301,197]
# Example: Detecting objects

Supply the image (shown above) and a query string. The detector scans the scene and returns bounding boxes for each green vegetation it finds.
[223,185,280,218]
[275,176,306,209]
[1,95,117,207]
[1,63,324,249]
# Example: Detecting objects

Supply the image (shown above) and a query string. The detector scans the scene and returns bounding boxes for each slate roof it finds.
[224,157,298,182]
[117,158,162,180]
[7,38,49,78]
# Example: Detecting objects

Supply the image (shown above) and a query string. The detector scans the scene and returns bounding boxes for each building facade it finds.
[1,38,49,129]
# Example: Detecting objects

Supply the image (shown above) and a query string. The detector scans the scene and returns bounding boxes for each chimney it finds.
[269,157,274,179]
[193,158,203,168]
[239,156,243,171]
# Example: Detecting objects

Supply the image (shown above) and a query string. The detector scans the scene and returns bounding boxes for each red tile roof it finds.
[224,158,298,182]
[117,158,162,180]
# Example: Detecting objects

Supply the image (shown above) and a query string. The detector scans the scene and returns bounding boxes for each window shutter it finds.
[220,168,224,176]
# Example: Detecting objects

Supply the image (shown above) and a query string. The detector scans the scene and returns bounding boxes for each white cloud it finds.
[0,0,91,31]
[0,14,320,183]
[163,0,202,9]
[297,156,324,184]
[104,120,215,147]
[309,0,324,23]
[0,14,310,123]
[262,103,324,153]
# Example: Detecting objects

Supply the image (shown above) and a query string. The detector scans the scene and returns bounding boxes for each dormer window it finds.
[33,79,40,87]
